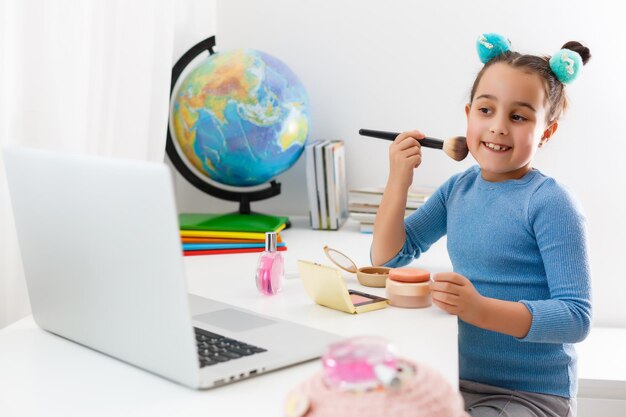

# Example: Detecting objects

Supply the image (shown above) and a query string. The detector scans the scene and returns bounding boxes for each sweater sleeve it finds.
[380,176,452,268]
[519,180,592,344]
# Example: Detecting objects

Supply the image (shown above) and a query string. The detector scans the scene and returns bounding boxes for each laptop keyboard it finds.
[194,327,267,368]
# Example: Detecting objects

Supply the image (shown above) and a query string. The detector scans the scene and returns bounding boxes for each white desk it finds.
[0,218,458,417]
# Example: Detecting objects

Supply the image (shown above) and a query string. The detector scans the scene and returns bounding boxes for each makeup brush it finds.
[359,129,469,162]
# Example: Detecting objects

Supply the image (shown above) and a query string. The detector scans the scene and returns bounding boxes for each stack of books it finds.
[348,187,434,233]
[178,213,289,256]
[305,140,349,230]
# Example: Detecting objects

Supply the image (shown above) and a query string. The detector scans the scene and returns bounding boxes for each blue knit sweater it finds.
[383,165,592,398]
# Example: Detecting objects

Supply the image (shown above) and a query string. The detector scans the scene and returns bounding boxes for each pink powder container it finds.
[385,268,431,308]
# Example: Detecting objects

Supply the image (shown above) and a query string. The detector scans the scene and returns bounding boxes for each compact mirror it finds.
[323,246,358,273]
[323,245,390,288]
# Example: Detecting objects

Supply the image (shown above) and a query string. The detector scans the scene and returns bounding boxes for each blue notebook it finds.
[183,242,287,251]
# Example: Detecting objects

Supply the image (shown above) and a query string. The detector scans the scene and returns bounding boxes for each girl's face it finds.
[465,63,557,182]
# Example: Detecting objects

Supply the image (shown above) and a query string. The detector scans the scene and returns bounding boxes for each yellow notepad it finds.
[297,260,388,314]
[179,223,286,240]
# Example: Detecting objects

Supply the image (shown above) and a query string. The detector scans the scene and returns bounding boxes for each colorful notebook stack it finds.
[179,213,289,256]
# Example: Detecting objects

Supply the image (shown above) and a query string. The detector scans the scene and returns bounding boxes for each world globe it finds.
[170,47,310,188]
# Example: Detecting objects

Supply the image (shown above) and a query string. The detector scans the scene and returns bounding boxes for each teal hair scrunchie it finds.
[476,33,511,64]
[549,49,583,84]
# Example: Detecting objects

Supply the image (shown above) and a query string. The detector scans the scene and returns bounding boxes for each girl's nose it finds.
[490,116,508,136]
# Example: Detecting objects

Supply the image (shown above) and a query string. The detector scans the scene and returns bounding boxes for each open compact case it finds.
[323,246,390,288]
[297,260,388,314]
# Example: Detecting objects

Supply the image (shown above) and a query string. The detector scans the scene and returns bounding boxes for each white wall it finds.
[169,2,219,206]
[173,0,216,62]
[171,0,626,327]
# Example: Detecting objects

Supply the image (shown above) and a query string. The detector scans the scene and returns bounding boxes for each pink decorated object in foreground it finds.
[284,337,468,417]
[322,336,397,391]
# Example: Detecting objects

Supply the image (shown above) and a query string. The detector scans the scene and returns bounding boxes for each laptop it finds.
[3,146,341,389]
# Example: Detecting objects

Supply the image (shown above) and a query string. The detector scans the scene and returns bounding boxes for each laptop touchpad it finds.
[194,309,275,332]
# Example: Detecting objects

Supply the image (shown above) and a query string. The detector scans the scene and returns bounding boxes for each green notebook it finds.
[178,213,290,233]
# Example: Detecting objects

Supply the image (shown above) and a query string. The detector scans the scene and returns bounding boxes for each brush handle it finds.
[359,129,443,149]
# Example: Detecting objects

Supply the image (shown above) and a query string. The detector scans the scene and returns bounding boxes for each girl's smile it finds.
[482,141,512,152]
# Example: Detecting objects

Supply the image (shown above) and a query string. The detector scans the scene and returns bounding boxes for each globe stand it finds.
[166,36,289,228]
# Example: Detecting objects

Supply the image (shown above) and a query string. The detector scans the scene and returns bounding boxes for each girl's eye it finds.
[478,107,491,114]
[511,114,527,122]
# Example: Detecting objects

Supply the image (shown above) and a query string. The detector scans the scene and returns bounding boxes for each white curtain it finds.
[0,0,175,328]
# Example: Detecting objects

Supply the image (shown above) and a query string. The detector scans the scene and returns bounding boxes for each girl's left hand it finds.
[430,272,485,325]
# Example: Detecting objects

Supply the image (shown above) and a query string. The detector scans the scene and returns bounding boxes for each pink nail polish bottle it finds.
[255,232,284,295]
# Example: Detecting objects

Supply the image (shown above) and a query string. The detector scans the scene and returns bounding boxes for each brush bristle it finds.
[442,137,469,161]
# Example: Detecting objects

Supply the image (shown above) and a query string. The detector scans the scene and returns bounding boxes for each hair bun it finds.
[476,33,512,64]
[561,41,591,65]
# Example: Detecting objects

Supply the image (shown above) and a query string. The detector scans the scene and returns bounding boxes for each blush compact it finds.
[385,268,431,308]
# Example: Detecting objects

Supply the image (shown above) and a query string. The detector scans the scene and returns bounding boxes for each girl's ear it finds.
[539,121,559,147]
[465,103,471,120]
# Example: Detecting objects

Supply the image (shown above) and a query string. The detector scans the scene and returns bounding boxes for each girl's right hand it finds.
[373,130,424,265]
[388,130,425,190]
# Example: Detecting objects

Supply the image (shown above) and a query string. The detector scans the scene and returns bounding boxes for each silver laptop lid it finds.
[3,146,199,388]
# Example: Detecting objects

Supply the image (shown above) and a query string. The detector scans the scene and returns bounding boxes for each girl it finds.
[372,34,592,417]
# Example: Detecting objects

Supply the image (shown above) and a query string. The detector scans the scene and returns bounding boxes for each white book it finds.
[322,140,349,230]
[315,140,330,229]
[350,186,434,198]
[349,212,376,223]
[331,141,348,228]
[305,140,322,229]
[349,187,433,207]
[349,204,415,216]
[324,143,338,230]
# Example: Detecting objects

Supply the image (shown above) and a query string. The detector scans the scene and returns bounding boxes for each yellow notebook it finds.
[179,223,286,240]
[297,260,388,314]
